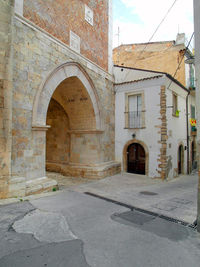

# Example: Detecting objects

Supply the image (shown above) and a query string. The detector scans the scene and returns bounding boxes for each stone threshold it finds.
[0,176,57,200]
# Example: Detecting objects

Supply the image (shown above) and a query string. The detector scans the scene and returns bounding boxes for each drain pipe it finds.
[186,90,190,174]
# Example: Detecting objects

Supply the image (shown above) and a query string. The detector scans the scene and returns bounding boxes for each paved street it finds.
[0,172,199,266]
[72,172,199,224]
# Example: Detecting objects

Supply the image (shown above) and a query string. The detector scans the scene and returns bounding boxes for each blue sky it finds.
[112,0,194,48]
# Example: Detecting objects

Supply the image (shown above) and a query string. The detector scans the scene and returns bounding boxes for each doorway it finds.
[178,144,184,174]
[127,143,145,174]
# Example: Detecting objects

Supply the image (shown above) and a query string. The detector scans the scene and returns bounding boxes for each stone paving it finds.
[0,173,200,266]
[71,172,198,224]
[0,171,198,224]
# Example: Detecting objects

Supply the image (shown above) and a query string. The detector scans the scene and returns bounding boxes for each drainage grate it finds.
[139,191,158,196]
[84,192,196,229]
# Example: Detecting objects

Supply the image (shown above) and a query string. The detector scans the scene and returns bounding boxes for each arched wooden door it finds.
[127,143,145,174]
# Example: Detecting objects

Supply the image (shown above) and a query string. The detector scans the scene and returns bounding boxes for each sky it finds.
[112,0,194,48]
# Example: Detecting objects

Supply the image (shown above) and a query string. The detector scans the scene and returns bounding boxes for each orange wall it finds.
[113,42,186,86]
[24,0,109,71]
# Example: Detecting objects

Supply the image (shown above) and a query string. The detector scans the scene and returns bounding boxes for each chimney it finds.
[175,33,185,45]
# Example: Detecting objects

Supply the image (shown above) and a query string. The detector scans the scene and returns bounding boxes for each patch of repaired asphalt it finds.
[111,210,190,241]
[13,209,77,243]
[0,201,35,232]
[152,198,193,212]
[111,210,156,226]
[0,240,90,267]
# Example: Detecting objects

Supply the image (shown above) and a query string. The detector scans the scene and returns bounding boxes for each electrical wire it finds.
[167,32,194,90]
[121,0,179,81]
[134,0,178,65]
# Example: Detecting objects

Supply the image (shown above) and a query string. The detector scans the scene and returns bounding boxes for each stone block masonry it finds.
[157,86,168,180]
[23,0,109,71]
[0,5,120,198]
[0,0,15,198]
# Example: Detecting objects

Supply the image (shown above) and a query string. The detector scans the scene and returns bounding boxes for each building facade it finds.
[114,66,194,179]
[113,34,195,88]
[0,0,120,199]
[194,0,200,231]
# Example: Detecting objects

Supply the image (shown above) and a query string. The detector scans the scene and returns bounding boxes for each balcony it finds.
[125,111,145,129]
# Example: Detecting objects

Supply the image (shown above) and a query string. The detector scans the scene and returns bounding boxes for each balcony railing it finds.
[125,111,145,129]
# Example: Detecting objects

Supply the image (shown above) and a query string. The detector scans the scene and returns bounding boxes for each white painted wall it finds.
[115,77,162,178]
[185,62,190,88]
[165,77,188,177]
[114,66,162,84]
[114,67,189,179]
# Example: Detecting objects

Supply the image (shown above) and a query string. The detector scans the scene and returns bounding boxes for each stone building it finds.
[0,0,120,199]
[114,65,196,179]
[113,34,195,88]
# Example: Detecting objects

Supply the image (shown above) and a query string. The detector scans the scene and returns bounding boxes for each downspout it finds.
[186,90,190,174]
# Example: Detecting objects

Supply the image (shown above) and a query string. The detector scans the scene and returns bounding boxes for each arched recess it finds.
[32,62,102,130]
[123,139,149,175]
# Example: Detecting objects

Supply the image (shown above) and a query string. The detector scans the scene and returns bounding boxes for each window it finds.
[191,105,195,118]
[125,93,145,128]
[172,93,178,116]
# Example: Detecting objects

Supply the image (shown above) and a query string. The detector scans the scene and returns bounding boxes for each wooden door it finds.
[127,143,145,174]
[178,145,183,174]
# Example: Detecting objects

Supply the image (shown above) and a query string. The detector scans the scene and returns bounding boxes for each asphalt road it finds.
[0,189,200,267]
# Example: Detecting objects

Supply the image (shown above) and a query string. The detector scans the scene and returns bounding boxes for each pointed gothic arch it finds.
[32,62,102,130]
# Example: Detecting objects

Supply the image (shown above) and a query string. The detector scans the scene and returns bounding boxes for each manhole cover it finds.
[140,191,158,196]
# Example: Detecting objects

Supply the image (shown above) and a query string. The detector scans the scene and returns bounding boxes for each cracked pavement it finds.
[0,172,200,266]
[0,187,200,267]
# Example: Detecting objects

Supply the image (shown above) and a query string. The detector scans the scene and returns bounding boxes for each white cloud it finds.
[113,0,194,48]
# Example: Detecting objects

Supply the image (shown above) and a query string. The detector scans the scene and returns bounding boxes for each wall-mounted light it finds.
[132,133,136,138]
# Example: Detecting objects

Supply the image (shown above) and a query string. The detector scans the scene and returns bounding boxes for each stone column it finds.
[0,0,14,198]
[158,85,168,180]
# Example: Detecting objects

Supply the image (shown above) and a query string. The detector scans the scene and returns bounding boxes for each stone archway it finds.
[32,62,105,178]
[123,139,149,175]
[32,62,102,130]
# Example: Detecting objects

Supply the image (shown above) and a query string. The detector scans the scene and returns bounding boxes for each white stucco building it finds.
[114,66,196,179]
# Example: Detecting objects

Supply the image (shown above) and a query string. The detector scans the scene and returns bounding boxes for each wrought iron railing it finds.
[125,111,145,129]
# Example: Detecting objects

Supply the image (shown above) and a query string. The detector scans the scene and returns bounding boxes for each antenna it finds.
[116,27,120,64]
[117,26,120,47]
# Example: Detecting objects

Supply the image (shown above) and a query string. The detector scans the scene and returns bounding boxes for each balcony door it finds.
[128,94,142,128]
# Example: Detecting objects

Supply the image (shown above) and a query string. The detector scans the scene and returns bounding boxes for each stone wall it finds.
[157,85,167,180]
[46,99,70,164]
[194,0,200,232]
[0,0,14,198]
[52,77,96,130]
[10,15,118,187]
[113,42,186,86]
[23,0,109,71]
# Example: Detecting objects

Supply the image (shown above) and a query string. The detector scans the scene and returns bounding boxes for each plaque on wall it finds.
[70,31,80,53]
[85,4,93,26]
